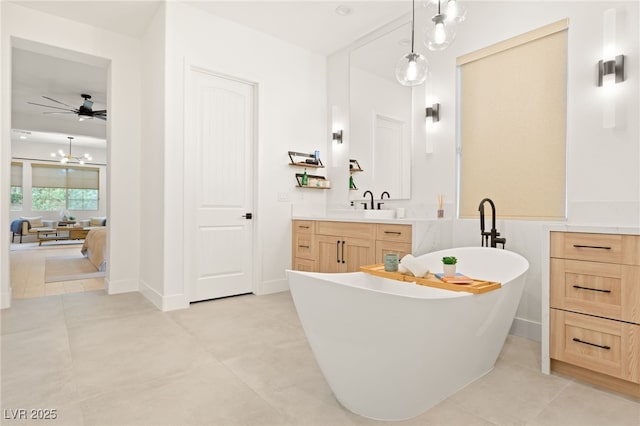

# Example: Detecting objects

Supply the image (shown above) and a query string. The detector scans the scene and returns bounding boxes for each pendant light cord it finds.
[410,0,415,53]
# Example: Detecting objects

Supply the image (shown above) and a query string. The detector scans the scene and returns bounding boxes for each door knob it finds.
[242,213,253,219]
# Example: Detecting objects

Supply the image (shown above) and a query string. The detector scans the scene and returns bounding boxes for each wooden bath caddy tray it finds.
[359,264,501,294]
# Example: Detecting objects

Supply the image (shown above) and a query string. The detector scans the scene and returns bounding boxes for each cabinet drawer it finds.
[376,224,411,243]
[550,258,640,324]
[294,234,315,260]
[550,309,640,383]
[316,221,374,239]
[375,241,412,264]
[293,220,314,234]
[293,257,315,272]
[550,232,640,264]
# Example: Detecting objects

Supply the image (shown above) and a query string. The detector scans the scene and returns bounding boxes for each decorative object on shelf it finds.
[349,159,362,190]
[332,130,343,144]
[51,136,93,164]
[301,169,309,186]
[425,103,440,122]
[396,0,428,86]
[424,0,461,51]
[442,256,457,277]
[384,253,399,272]
[437,194,444,218]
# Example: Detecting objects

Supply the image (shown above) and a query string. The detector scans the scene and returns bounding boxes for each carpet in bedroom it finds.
[44,255,106,283]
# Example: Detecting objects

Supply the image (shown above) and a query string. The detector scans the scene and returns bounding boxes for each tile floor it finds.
[1,290,639,425]
[9,242,104,299]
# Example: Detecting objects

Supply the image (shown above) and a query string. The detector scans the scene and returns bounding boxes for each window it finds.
[31,164,99,211]
[457,19,568,220]
[10,162,23,211]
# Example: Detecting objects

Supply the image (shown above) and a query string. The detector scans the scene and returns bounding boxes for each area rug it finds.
[44,255,106,283]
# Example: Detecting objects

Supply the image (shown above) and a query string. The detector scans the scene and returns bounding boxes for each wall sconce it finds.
[598,55,625,87]
[425,103,440,122]
[332,130,343,143]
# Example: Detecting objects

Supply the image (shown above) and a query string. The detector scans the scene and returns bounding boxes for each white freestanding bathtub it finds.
[287,247,529,421]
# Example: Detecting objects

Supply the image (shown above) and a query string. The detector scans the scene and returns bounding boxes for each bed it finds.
[81,227,107,272]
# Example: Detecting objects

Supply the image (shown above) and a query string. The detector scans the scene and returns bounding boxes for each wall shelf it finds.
[288,151,324,168]
[349,159,364,173]
[295,173,330,189]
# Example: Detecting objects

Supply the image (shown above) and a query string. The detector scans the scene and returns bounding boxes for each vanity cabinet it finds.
[549,232,640,398]
[291,220,412,273]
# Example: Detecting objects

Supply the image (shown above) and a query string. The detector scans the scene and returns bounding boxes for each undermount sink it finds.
[363,209,396,219]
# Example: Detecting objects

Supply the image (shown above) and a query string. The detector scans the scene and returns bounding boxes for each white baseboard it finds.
[509,316,541,342]
[257,278,289,295]
[106,277,138,294]
[139,279,189,312]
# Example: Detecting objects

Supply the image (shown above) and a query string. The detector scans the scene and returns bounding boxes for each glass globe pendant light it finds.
[425,0,457,51]
[395,0,428,86]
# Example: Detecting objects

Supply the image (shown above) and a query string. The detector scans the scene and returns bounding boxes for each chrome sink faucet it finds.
[478,198,506,248]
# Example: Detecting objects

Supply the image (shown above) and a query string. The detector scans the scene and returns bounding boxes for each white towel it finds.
[399,254,430,278]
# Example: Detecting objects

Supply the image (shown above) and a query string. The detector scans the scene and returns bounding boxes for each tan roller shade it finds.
[11,162,22,186]
[32,164,99,190]
[458,19,568,220]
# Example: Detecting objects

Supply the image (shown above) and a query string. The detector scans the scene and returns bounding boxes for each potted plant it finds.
[442,256,457,277]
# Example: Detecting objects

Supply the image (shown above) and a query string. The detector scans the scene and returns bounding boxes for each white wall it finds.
[1,2,142,306]
[152,2,327,307]
[138,4,166,308]
[328,1,639,341]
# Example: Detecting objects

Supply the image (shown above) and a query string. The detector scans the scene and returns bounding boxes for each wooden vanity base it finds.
[551,359,640,400]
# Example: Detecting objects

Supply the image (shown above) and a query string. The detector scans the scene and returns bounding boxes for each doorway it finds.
[8,40,109,299]
[184,67,256,302]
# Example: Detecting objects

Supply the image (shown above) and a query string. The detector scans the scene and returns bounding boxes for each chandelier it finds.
[51,136,93,165]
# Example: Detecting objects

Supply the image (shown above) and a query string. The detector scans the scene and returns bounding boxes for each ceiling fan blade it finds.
[42,96,74,108]
[94,115,107,121]
[92,110,107,113]
[27,102,76,112]
[43,112,76,114]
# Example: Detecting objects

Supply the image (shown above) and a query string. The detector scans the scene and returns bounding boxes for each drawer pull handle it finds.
[572,338,610,350]
[572,285,611,293]
[298,245,310,249]
[384,231,402,235]
[341,241,346,264]
[572,244,611,250]
[298,225,310,229]
[336,241,340,263]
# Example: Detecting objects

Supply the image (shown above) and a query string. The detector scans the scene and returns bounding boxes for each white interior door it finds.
[186,67,255,302]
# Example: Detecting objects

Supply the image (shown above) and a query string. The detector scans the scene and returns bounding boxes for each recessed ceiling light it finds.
[335,5,353,16]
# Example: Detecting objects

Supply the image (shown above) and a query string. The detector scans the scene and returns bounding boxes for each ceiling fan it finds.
[28,93,107,121]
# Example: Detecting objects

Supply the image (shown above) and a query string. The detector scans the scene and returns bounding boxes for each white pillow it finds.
[21,216,43,228]
[89,217,106,227]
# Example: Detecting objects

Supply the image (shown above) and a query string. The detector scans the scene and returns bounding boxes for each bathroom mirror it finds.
[349,22,413,200]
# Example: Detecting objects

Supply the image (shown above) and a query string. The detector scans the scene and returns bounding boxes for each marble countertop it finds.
[543,223,640,235]
[291,215,449,225]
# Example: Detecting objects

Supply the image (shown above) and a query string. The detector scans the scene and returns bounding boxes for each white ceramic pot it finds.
[443,264,457,277]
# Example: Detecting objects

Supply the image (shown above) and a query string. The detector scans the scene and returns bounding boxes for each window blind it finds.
[31,164,99,190]
[458,19,568,220]
[11,162,22,186]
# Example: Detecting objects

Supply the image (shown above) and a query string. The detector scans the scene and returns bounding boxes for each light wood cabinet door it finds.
[315,235,374,273]
[316,235,344,273]
[344,237,375,272]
